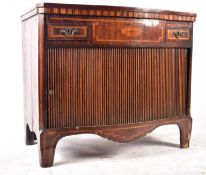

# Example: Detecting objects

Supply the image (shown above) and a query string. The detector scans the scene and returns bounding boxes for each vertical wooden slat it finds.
[178,48,183,115]
[47,47,188,128]
[140,48,144,122]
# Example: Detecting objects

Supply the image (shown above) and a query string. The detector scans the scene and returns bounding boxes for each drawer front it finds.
[92,20,165,45]
[47,17,192,47]
[167,29,190,41]
[166,22,192,42]
[47,21,90,41]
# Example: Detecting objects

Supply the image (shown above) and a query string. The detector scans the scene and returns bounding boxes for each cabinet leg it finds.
[178,117,192,149]
[38,132,58,167]
[25,124,36,145]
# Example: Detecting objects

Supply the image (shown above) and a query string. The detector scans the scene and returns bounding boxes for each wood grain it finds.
[92,20,165,44]
[46,17,192,47]
[47,47,188,129]
[39,115,192,167]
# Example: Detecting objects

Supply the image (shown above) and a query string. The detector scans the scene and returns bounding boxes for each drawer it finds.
[47,21,90,41]
[92,19,165,45]
[167,29,190,41]
[47,17,165,45]
[46,17,192,47]
[166,22,192,41]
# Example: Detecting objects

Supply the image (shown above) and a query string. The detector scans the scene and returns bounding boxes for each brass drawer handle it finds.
[174,31,184,39]
[60,27,80,36]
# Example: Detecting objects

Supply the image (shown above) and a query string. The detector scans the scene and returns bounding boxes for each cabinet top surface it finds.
[21,3,196,22]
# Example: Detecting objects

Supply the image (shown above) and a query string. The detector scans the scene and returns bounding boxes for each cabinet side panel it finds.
[22,15,39,132]
[38,14,47,130]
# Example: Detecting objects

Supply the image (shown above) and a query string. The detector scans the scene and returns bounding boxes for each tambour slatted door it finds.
[47,48,189,128]
[22,3,196,167]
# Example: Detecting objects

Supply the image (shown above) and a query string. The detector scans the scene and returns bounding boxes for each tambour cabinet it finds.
[21,3,196,167]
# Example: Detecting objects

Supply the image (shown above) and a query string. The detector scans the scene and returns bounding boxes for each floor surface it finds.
[0,123,206,175]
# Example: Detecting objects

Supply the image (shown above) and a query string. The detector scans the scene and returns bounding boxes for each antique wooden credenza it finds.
[21,3,196,167]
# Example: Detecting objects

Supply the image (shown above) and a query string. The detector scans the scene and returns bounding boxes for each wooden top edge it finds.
[21,3,196,22]
[35,3,197,17]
